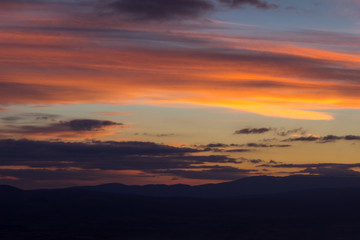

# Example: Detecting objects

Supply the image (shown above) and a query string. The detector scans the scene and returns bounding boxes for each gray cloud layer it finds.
[235,128,272,134]
[283,135,360,143]
[1,0,280,22]
[220,0,278,9]
[0,119,122,137]
[0,139,245,186]
[268,163,360,177]
[107,0,279,21]
[234,127,305,136]
[108,0,215,20]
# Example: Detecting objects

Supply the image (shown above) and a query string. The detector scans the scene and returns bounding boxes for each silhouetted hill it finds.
[74,182,194,197]
[72,175,360,198]
[3,177,360,239]
[0,185,24,201]
[0,185,23,194]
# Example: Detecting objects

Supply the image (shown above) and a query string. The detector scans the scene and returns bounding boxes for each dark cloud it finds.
[0,139,244,187]
[238,158,278,165]
[0,119,123,138]
[108,0,215,21]
[319,135,344,143]
[197,142,291,150]
[206,143,230,148]
[247,159,281,167]
[105,0,280,21]
[234,128,272,134]
[245,143,291,148]
[220,0,279,9]
[270,144,292,148]
[197,143,251,153]
[0,139,237,170]
[284,135,360,143]
[193,143,245,152]
[283,136,320,142]
[235,127,305,136]
[62,119,122,131]
[225,149,251,152]
[1,0,280,22]
[275,128,306,137]
[344,135,360,140]
[1,113,60,123]
[0,139,196,161]
[193,143,249,153]
[269,163,360,177]
[194,143,242,149]
[249,159,263,164]
[324,135,360,142]
[300,166,360,177]
[246,143,268,147]
[196,141,291,153]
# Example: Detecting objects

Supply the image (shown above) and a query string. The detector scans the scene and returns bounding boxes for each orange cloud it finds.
[1,9,360,120]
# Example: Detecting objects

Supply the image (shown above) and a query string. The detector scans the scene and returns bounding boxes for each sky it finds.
[1,0,360,189]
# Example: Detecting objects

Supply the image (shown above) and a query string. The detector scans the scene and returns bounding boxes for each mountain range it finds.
[69,175,360,198]
[2,175,360,240]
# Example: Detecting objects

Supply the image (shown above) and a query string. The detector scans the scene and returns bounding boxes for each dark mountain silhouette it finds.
[0,185,23,194]
[71,175,360,198]
[2,176,360,239]
[0,185,24,201]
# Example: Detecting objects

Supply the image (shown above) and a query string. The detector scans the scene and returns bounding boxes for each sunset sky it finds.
[1,0,360,189]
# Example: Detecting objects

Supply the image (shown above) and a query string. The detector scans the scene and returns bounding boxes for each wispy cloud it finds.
[1,0,360,121]
[107,0,215,21]
[0,119,123,139]
[220,0,278,10]
[234,127,305,136]
[235,128,272,134]
[268,163,360,177]
[283,135,360,143]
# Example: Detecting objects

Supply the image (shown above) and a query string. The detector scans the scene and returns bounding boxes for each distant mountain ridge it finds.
[3,176,360,239]
[67,175,360,198]
[4,175,360,198]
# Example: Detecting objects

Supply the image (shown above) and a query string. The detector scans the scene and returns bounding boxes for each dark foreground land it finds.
[2,176,360,239]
